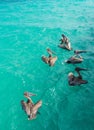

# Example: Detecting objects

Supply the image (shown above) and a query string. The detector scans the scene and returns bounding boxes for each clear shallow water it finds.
[0,0,94,130]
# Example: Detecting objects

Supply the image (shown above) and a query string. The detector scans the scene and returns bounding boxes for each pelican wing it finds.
[21,101,31,115]
[49,56,57,66]
[30,100,42,115]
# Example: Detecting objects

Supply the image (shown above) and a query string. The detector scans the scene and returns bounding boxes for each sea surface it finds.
[0,0,94,130]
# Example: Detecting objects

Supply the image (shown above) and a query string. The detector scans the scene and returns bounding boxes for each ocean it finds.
[0,0,94,130]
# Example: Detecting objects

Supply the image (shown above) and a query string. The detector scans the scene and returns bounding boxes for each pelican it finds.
[21,92,42,120]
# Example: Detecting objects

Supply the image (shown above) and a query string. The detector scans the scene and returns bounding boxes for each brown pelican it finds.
[65,54,83,64]
[21,92,42,120]
[41,48,57,66]
[41,55,57,66]
[58,34,72,51]
[68,67,88,86]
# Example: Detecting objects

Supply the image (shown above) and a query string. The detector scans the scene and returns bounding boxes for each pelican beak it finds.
[24,92,36,97]
[29,93,36,96]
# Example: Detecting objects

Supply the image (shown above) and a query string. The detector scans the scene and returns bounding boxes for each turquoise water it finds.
[0,0,94,130]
